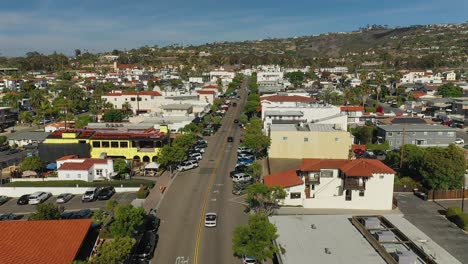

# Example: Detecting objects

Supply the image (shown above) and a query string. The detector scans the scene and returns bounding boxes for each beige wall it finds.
[269,130,352,159]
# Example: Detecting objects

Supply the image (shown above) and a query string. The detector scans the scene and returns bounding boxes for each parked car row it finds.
[177,139,208,172]
[354,149,386,160]
[130,210,161,262]
[82,186,115,202]
[236,147,254,166]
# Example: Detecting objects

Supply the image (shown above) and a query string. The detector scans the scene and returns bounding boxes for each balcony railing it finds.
[343,178,366,190]
[305,175,320,184]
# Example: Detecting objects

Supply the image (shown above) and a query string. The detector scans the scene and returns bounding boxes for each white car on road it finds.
[177,160,199,171]
[237,147,252,153]
[204,213,217,227]
[455,138,464,144]
[189,152,203,161]
[28,191,52,205]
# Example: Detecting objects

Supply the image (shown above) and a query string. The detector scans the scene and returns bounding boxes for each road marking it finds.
[193,89,244,264]
[229,195,248,206]
[212,190,219,194]
[211,198,217,202]
[214,183,224,186]
[175,256,190,264]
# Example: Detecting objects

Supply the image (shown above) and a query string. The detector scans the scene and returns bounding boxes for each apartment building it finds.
[264,158,395,210]
[0,107,18,130]
[268,123,352,159]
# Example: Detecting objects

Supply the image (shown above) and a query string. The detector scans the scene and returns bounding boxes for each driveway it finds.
[0,192,136,216]
[395,193,468,263]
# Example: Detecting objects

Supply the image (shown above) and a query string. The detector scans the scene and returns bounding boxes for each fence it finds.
[427,189,468,200]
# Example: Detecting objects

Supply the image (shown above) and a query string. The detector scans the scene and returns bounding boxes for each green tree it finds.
[242,133,271,158]
[109,204,146,238]
[243,100,260,116]
[2,93,21,108]
[113,158,128,176]
[246,162,263,182]
[438,83,463,98]
[245,183,286,215]
[419,145,465,190]
[93,237,136,264]
[320,87,344,105]
[0,136,7,145]
[20,81,36,94]
[179,122,202,134]
[75,115,93,128]
[157,145,187,169]
[285,71,306,87]
[20,156,43,172]
[350,125,375,144]
[212,116,222,125]
[239,114,248,125]
[102,109,124,122]
[29,203,61,220]
[19,111,33,126]
[232,214,279,261]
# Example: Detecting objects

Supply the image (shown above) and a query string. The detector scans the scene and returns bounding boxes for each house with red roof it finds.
[57,155,114,181]
[340,105,365,125]
[0,219,96,264]
[264,158,395,210]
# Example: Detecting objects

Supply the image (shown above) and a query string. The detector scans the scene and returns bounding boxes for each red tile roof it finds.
[264,169,304,188]
[412,91,426,99]
[341,106,364,112]
[103,91,161,96]
[260,95,316,103]
[58,159,108,171]
[203,85,219,89]
[0,219,92,264]
[300,158,395,177]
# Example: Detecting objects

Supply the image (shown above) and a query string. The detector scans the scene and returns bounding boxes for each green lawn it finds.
[4,179,155,188]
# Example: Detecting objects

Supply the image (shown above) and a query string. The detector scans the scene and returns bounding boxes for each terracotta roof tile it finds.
[103,91,161,96]
[300,158,395,177]
[197,90,215,94]
[0,219,92,264]
[264,169,304,188]
[352,144,367,151]
[58,159,108,171]
[341,106,364,112]
[260,95,316,103]
[57,154,78,161]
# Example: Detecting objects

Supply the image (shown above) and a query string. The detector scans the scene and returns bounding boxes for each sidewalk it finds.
[143,170,177,212]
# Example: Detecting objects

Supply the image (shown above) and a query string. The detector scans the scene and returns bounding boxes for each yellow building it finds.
[42,126,169,162]
[268,123,352,159]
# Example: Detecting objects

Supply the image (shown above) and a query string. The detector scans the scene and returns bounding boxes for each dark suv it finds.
[133,231,159,261]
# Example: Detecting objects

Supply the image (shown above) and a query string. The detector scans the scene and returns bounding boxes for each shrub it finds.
[446,206,462,219]
[136,186,150,199]
[454,213,468,231]
[394,176,420,188]
[366,140,390,151]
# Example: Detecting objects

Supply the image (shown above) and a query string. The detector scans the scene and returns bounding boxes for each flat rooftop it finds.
[271,123,341,132]
[270,214,461,264]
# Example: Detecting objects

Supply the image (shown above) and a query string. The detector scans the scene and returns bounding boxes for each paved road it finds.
[395,193,468,263]
[153,84,249,264]
[0,192,136,216]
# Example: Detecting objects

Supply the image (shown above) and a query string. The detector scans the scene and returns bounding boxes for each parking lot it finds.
[395,193,468,263]
[0,192,137,217]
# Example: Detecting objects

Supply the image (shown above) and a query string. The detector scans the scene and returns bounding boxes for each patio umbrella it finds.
[46,162,57,170]
[145,162,160,170]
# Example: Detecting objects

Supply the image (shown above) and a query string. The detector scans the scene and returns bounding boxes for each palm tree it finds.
[121,102,133,117]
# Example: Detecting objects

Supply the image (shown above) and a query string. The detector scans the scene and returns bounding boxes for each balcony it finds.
[343,178,366,190]
[305,175,320,184]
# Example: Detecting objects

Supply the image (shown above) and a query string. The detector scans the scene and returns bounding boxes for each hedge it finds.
[4,179,155,189]
[446,206,463,219]
[136,186,150,199]
[454,213,468,231]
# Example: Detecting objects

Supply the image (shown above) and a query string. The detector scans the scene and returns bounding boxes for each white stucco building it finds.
[57,155,114,182]
[261,95,347,131]
[264,159,396,210]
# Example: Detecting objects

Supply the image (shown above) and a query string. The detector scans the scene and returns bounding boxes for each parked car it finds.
[28,192,51,205]
[0,145,10,152]
[353,149,365,156]
[455,138,464,144]
[82,187,99,202]
[230,164,248,177]
[234,119,239,123]
[97,188,114,200]
[238,153,254,160]
[0,213,20,221]
[56,193,73,204]
[61,209,93,219]
[133,231,159,261]
[237,147,251,153]
[232,173,252,183]
[237,157,254,166]
[0,195,9,205]
[204,213,217,227]
[17,194,30,205]
[242,255,257,264]
[373,150,386,157]
[189,152,203,161]
[227,136,234,142]
[232,102,237,107]
[6,149,20,155]
[177,160,199,172]
[191,146,205,153]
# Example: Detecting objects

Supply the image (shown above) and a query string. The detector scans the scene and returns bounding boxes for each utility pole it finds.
[399,122,406,169]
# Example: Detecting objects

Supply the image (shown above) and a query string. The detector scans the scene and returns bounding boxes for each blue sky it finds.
[0,0,466,56]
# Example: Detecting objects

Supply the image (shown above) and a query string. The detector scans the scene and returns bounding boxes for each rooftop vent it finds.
[324,248,331,255]
[311,224,316,229]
